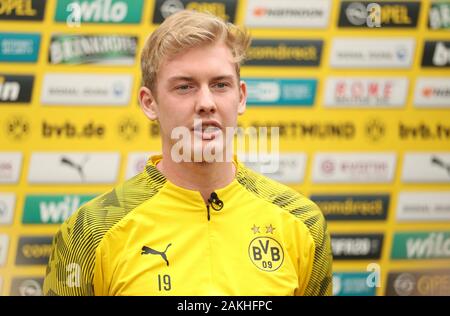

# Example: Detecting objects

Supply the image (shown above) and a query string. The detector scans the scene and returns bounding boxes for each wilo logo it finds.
[23,194,96,224]
[55,0,143,24]
[66,0,128,22]
[392,232,450,259]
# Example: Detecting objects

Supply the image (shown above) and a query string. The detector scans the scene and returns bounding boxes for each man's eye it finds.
[214,82,229,89]
[177,85,191,90]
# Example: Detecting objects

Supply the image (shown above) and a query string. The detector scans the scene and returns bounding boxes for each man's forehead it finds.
[160,43,235,67]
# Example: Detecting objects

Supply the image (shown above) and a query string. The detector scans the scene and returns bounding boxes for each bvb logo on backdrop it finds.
[365,118,386,142]
[5,116,30,141]
[248,237,284,272]
[118,117,140,141]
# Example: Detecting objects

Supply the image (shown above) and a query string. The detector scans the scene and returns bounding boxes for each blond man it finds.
[44,10,332,296]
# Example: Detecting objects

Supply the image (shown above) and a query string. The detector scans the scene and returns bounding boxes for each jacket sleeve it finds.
[43,207,97,296]
[301,204,333,296]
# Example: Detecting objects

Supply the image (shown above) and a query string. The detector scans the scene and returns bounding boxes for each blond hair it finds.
[141,10,251,91]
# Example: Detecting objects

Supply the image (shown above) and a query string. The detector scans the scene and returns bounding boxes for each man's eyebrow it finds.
[167,75,236,83]
[167,76,194,83]
[211,75,235,81]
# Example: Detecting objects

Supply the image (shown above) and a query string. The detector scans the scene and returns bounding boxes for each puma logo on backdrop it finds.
[431,156,450,176]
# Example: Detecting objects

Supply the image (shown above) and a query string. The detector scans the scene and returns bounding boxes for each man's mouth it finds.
[192,121,222,140]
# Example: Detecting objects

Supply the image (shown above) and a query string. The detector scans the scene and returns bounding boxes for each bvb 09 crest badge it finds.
[248,237,284,272]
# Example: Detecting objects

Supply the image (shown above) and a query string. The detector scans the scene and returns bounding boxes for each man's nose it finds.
[195,86,217,114]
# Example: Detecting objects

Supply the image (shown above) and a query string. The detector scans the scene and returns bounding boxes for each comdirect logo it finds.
[339,1,420,28]
[0,74,34,103]
[15,236,53,265]
[391,232,450,260]
[331,234,383,260]
[54,0,144,24]
[311,194,389,221]
[246,39,323,66]
[23,194,96,224]
[10,277,44,296]
[49,34,137,65]
[0,0,46,21]
[429,2,450,30]
[42,120,105,139]
[387,270,450,296]
[0,33,40,62]
[422,41,450,67]
[153,0,237,23]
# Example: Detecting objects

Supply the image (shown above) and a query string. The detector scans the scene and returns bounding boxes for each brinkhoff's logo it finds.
[141,244,172,266]
[248,231,284,272]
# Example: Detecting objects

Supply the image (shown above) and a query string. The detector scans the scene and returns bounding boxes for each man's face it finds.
[140,41,247,161]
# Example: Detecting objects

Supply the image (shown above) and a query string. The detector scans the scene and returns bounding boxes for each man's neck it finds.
[156,149,236,204]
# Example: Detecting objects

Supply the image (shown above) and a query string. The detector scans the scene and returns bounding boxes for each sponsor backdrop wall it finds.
[0,0,449,296]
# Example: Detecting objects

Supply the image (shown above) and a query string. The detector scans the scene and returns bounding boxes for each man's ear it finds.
[238,80,247,115]
[139,86,158,120]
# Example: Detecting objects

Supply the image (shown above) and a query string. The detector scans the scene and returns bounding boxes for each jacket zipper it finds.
[206,203,211,221]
